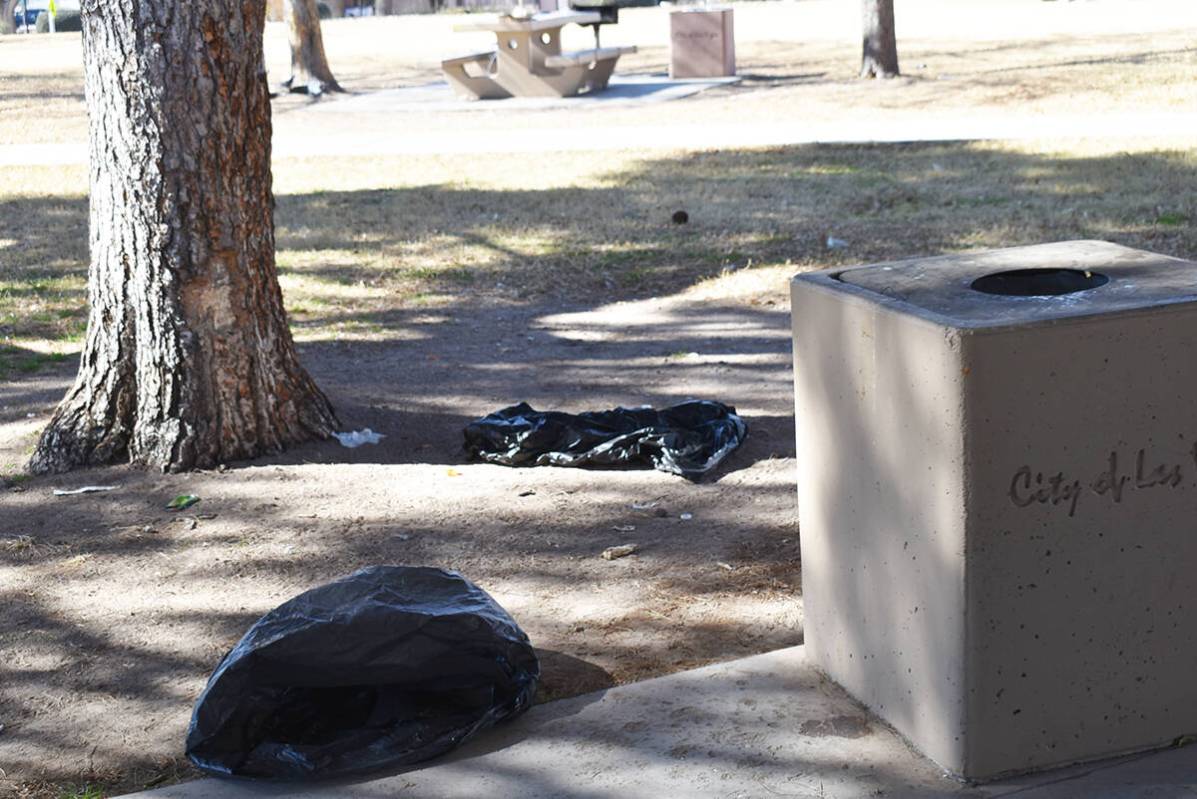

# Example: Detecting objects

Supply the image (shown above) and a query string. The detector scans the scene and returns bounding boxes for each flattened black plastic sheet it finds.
[463,400,748,481]
[185,566,539,780]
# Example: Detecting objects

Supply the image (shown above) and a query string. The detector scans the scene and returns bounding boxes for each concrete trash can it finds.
[669,7,735,79]
[790,240,1197,781]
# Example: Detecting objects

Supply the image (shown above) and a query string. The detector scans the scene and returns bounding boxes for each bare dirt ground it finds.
[1,285,801,798]
[1,1,1195,796]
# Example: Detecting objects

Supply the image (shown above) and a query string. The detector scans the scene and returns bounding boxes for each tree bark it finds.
[29,0,338,475]
[861,0,899,78]
[2,0,21,33]
[284,0,343,95]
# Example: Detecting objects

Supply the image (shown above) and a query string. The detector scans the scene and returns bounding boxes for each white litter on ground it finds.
[52,486,117,496]
[334,429,386,448]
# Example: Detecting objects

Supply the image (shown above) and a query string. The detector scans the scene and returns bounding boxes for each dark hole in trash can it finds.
[970,268,1109,297]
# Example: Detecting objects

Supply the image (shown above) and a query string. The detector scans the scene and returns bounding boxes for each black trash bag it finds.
[463,400,748,481]
[185,565,539,780]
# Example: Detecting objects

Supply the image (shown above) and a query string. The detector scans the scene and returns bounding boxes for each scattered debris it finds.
[826,236,849,250]
[679,512,693,521]
[52,486,116,496]
[612,524,636,533]
[632,500,669,517]
[0,535,33,552]
[716,561,734,571]
[602,544,637,560]
[518,489,536,497]
[333,428,385,448]
[166,495,200,512]
[447,468,462,477]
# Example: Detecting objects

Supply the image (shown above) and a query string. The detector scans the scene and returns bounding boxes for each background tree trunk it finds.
[861,0,899,78]
[29,0,338,475]
[2,0,21,33]
[284,0,343,95]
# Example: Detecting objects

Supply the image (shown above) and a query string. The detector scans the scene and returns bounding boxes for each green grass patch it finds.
[1156,211,1189,226]
[0,345,70,379]
[58,786,105,799]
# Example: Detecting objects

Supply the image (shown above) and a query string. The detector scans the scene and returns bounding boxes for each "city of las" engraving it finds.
[1008,444,1196,517]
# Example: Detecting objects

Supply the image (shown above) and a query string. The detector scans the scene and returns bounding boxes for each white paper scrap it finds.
[334,429,385,448]
[53,486,117,496]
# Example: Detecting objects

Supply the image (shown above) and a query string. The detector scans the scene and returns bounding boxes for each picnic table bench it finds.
[443,9,636,100]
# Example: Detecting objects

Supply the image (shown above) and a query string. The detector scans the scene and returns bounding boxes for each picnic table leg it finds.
[442,52,511,100]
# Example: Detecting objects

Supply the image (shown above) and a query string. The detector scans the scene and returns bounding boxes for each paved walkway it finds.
[125,646,1197,799]
[307,75,742,114]
[8,110,1197,168]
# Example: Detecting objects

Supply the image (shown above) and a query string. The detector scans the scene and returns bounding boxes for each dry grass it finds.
[1,140,1194,361]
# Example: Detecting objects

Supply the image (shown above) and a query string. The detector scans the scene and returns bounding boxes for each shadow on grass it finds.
[1,142,1195,796]
[1,143,1193,331]
[272,143,1195,297]
[0,71,86,104]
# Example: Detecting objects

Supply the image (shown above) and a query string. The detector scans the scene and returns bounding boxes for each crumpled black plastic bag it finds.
[185,565,540,780]
[463,400,748,481]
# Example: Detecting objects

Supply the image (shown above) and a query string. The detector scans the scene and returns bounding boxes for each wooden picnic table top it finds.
[452,9,604,33]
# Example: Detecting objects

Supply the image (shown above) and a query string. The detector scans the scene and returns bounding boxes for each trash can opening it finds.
[971,268,1109,297]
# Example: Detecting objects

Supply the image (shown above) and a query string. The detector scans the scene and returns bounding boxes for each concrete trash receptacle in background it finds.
[790,240,1197,781]
[669,7,735,78]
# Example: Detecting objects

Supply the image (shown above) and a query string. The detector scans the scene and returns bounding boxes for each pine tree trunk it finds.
[284,0,343,95]
[861,0,900,78]
[29,0,338,475]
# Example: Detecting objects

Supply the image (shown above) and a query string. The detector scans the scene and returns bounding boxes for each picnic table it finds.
[442,9,636,100]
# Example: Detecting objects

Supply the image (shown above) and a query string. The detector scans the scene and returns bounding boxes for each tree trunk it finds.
[284,0,343,95]
[861,0,899,78]
[2,0,20,33]
[29,0,338,475]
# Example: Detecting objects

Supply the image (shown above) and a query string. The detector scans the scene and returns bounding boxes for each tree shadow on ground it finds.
[267,143,1195,304]
[0,71,86,104]
[2,142,1193,336]
[1,142,1195,797]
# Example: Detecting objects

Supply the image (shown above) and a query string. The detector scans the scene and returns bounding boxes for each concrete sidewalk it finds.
[9,111,1197,168]
[306,75,742,114]
[125,646,1197,799]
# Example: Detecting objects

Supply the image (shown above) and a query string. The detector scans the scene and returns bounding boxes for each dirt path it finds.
[0,284,801,797]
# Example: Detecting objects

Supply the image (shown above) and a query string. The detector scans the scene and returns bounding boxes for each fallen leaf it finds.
[602,544,637,561]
